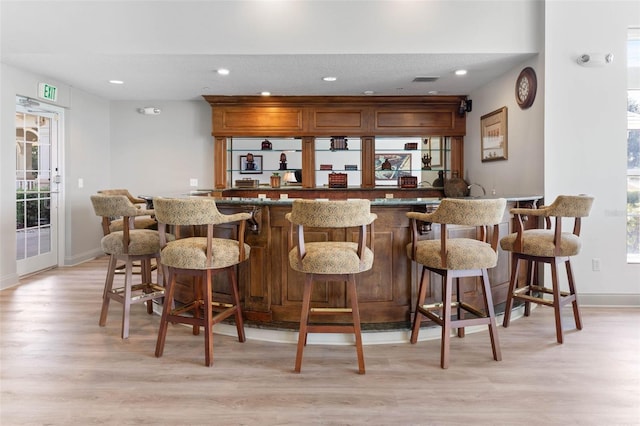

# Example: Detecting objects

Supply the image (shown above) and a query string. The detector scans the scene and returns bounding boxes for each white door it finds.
[15,97,63,276]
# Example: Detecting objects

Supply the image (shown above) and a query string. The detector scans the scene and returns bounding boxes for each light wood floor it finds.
[1,257,639,426]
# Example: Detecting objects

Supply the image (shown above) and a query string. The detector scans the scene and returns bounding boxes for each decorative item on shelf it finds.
[432,170,445,188]
[270,172,281,188]
[398,176,418,188]
[246,152,255,169]
[328,172,348,188]
[381,159,392,170]
[240,154,263,174]
[261,139,272,150]
[404,142,418,150]
[294,169,303,183]
[444,171,470,197]
[344,164,358,171]
[279,152,287,170]
[421,153,432,170]
[235,178,260,188]
[283,171,298,185]
[330,136,348,151]
[320,164,333,170]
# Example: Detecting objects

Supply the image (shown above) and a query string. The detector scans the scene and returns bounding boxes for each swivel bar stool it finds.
[500,194,594,343]
[153,197,251,367]
[406,198,506,368]
[90,194,169,339]
[286,199,376,374]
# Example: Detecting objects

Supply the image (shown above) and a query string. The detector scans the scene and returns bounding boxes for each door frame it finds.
[15,96,65,276]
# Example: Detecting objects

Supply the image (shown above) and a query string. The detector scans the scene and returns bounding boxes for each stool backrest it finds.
[408,198,507,227]
[97,189,145,205]
[153,197,249,226]
[288,199,376,228]
[542,195,594,218]
[91,194,140,218]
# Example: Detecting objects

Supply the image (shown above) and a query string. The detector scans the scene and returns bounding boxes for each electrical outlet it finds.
[189,178,198,187]
[592,258,601,272]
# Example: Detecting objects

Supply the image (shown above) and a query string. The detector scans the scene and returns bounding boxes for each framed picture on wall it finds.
[239,154,263,174]
[481,107,508,162]
[374,153,412,180]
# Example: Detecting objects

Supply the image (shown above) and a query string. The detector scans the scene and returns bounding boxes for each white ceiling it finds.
[1,1,535,101]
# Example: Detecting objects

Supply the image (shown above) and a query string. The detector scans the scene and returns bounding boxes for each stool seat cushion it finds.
[406,239,498,270]
[500,229,581,257]
[289,242,374,274]
[101,230,173,256]
[161,237,251,270]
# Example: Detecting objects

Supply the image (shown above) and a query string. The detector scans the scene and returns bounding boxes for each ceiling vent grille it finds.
[412,76,440,82]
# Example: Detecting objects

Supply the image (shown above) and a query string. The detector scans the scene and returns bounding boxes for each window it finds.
[628,28,640,263]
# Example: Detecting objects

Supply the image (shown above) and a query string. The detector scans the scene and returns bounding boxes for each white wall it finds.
[109,100,213,195]
[544,0,640,304]
[465,55,545,197]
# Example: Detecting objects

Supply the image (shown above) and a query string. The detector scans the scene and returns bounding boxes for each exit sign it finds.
[38,83,58,102]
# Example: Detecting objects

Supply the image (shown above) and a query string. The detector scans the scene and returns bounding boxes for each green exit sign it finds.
[38,83,58,102]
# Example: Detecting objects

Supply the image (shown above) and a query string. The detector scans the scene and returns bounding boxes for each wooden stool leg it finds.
[121,258,134,339]
[502,254,520,327]
[203,271,214,367]
[155,268,177,358]
[565,259,583,330]
[455,278,465,338]
[481,268,501,361]
[99,255,118,327]
[410,267,429,344]
[551,260,564,344]
[144,259,154,315]
[347,275,365,374]
[441,273,453,369]
[228,267,246,342]
[192,276,202,336]
[524,260,535,317]
[294,275,313,373]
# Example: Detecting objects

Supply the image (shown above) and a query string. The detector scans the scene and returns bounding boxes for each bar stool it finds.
[152,197,251,367]
[97,189,157,235]
[90,194,169,339]
[286,199,377,374]
[500,195,594,343]
[406,198,506,368]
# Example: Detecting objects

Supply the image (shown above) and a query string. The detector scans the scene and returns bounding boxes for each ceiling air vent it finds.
[412,76,440,82]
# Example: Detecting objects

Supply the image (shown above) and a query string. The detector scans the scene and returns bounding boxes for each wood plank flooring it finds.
[1,257,639,425]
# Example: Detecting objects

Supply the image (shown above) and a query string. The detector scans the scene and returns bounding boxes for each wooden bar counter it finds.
[162,189,542,330]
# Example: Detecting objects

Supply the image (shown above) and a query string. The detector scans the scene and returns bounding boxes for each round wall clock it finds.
[515,67,537,109]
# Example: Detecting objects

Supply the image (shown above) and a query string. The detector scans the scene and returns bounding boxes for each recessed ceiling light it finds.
[322,76,337,82]
[109,80,124,85]
[363,90,375,95]
[260,91,271,96]
[216,68,230,75]
[428,91,439,95]
[454,69,468,76]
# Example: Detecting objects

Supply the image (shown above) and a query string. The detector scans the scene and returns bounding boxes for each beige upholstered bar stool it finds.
[152,197,251,367]
[500,195,594,343]
[286,199,377,374]
[90,194,169,339]
[97,189,157,235]
[406,198,506,369]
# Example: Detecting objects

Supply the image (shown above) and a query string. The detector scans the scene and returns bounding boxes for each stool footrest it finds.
[310,307,353,314]
[107,283,165,304]
[513,285,576,307]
